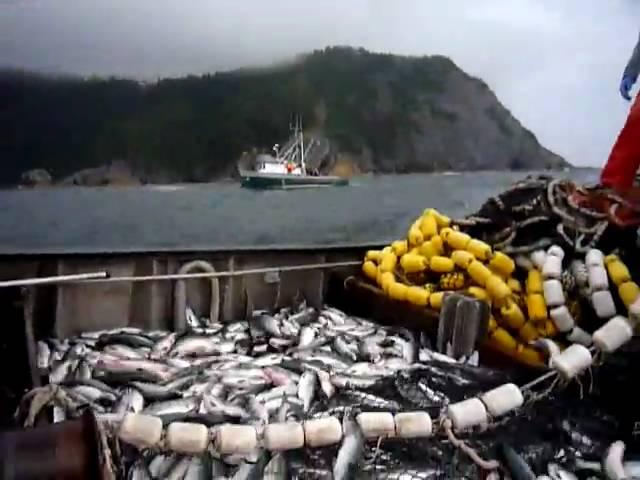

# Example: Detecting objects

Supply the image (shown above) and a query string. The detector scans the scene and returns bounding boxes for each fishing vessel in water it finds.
[2,176,640,478]
[238,117,349,189]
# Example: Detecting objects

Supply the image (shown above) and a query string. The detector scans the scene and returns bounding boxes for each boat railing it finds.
[0,260,361,287]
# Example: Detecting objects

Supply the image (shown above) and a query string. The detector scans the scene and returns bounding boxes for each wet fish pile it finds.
[23,304,626,479]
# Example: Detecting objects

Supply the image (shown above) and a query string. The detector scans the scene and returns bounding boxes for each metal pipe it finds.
[0,271,109,288]
[22,287,40,389]
[520,369,557,392]
[0,410,109,479]
[76,260,360,284]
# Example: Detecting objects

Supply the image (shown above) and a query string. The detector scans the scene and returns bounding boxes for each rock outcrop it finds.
[2,48,568,186]
[19,169,52,188]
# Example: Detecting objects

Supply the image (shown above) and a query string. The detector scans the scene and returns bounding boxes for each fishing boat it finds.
[0,176,639,478]
[238,117,349,189]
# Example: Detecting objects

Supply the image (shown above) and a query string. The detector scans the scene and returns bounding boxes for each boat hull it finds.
[0,246,371,337]
[239,171,348,189]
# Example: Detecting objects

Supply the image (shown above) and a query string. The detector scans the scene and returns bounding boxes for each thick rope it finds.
[173,260,221,329]
[441,418,501,471]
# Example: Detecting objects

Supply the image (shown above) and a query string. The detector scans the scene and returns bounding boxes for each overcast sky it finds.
[2,0,640,167]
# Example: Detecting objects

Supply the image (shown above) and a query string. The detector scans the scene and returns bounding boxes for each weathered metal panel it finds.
[55,259,135,338]
[0,247,370,338]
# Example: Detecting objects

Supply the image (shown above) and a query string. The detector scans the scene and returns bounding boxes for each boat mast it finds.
[297,115,306,175]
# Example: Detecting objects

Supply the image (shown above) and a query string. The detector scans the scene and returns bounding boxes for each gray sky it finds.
[2,0,639,167]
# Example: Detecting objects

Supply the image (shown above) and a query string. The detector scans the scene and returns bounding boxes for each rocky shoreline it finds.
[18,160,572,189]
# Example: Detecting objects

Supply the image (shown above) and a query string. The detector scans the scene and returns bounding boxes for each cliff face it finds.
[356,56,566,172]
[2,47,567,186]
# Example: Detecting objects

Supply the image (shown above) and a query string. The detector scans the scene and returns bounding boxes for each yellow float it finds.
[360,208,639,369]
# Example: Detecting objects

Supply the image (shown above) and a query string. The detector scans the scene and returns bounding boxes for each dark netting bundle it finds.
[459,175,640,256]
[284,359,624,479]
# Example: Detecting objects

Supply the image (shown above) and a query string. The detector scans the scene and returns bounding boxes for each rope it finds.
[65,261,360,284]
[0,271,109,288]
[173,260,220,330]
[441,418,500,471]
[459,176,628,254]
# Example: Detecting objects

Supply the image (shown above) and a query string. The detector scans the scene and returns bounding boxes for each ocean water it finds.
[0,170,599,254]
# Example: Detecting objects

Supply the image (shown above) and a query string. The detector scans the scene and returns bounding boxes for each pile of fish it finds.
[22,303,627,479]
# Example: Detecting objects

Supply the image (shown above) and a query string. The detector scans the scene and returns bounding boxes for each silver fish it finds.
[225,321,249,334]
[166,358,192,369]
[253,312,282,337]
[252,354,288,367]
[246,396,269,424]
[186,307,202,329]
[52,405,66,423]
[263,395,303,415]
[37,341,51,370]
[131,375,197,401]
[263,366,299,386]
[316,369,336,399]
[210,456,227,478]
[103,344,146,360]
[184,455,209,480]
[166,456,192,480]
[95,358,175,382]
[499,443,536,480]
[289,307,317,325]
[624,461,640,477]
[191,326,225,336]
[340,325,378,339]
[333,412,365,480]
[142,397,200,416]
[297,351,350,371]
[183,380,216,398]
[150,332,178,360]
[548,463,578,480]
[286,337,332,354]
[256,385,298,404]
[170,337,235,358]
[70,385,117,403]
[373,469,446,479]
[334,336,358,362]
[115,387,145,415]
[603,441,627,480]
[345,362,391,377]
[400,336,418,364]
[49,359,76,384]
[297,370,317,412]
[322,309,347,325]
[202,396,250,420]
[97,332,155,349]
[298,326,317,349]
[342,390,400,410]
[275,393,301,423]
[418,348,457,364]
[269,337,295,350]
[263,452,288,480]
[330,373,379,390]
[465,350,479,366]
[149,454,177,478]
[127,457,152,480]
[379,357,412,372]
[358,338,383,363]
[73,360,92,382]
[280,318,300,338]
[221,373,269,390]
[128,381,178,402]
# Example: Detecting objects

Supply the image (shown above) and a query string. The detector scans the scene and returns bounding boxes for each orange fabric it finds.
[601,95,640,189]
[569,186,640,227]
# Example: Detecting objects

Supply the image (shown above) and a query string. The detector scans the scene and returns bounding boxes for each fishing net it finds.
[285,356,624,479]
[458,175,640,256]
[15,175,640,479]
